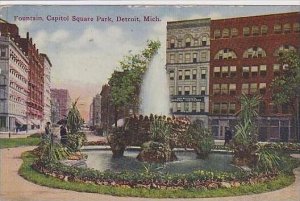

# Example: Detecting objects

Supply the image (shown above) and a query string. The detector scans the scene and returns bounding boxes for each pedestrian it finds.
[224,127,232,146]
[44,122,51,139]
[60,123,67,145]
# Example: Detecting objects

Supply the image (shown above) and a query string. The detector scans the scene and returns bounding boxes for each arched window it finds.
[231,28,238,37]
[222,28,230,38]
[261,25,268,34]
[283,23,291,33]
[293,22,300,32]
[170,38,175,48]
[243,46,267,58]
[274,45,296,56]
[214,48,237,60]
[185,37,191,47]
[202,36,207,46]
[214,29,221,39]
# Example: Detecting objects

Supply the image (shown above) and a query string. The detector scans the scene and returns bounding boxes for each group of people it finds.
[44,122,68,145]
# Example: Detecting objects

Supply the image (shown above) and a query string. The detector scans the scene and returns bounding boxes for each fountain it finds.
[139,48,170,116]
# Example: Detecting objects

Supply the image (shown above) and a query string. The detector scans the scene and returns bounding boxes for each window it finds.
[194,39,198,46]
[169,70,174,80]
[170,54,175,64]
[213,84,220,95]
[200,102,205,112]
[221,84,228,95]
[261,25,268,34]
[192,102,197,112]
[260,65,267,76]
[242,83,249,94]
[184,102,189,112]
[0,47,6,57]
[185,70,190,80]
[283,23,291,33]
[252,26,260,35]
[229,103,236,114]
[221,66,229,78]
[243,27,250,36]
[202,36,207,46]
[192,69,197,79]
[213,103,220,114]
[184,86,190,95]
[214,29,221,39]
[221,103,228,114]
[243,46,267,58]
[274,45,296,56]
[178,86,182,95]
[201,69,206,79]
[177,103,181,112]
[178,41,182,48]
[179,54,183,63]
[169,86,174,95]
[201,86,206,95]
[229,84,236,95]
[214,48,237,60]
[200,51,207,62]
[185,53,191,63]
[230,66,236,77]
[250,83,257,94]
[293,23,300,32]
[193,53,197,63]
[251,66,258,77]
[170,38,175,48]
[178,70,183,80]
[273,64,280,76]
[274,24,282,33]
[185,37,191,47]
[242,66,250,78]
[222,28,230,38]
[231,28,238,37]
[259,83,266,94]
[192,86,197,95]
[214,67,220,77]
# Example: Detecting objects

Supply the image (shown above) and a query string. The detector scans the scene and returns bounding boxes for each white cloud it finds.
[51,30,70,42]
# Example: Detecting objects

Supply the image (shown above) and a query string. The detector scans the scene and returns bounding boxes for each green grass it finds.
[0,137,40,149]
[19,151,296,198]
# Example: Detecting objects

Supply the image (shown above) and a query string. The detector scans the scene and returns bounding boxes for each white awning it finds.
[15,117,26,125]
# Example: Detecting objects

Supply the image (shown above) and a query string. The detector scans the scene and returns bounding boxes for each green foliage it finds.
[256,145,281,172]
[0,136,40,149]
[67,98,84,134]
[187,121,214,158]
[271,51,300,105]
[66,132,87,152]
[150,118,171,143]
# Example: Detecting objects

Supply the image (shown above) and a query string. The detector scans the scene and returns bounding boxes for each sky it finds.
[0,5,299,120]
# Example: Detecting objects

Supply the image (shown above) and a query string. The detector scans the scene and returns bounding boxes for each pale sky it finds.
[0,5,299,120]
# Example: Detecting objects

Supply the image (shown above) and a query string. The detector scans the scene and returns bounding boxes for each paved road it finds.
[0,147,299,201]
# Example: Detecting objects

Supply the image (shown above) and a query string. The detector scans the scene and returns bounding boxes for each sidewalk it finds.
[0,147,299,201]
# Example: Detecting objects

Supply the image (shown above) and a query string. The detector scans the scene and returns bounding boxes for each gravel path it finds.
[0,147,299,201]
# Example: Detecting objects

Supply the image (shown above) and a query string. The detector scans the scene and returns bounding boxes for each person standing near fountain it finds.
[224,127,232,146]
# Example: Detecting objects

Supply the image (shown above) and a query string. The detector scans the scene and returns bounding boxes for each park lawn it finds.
[19,151,296,198]
[0,137,40,149]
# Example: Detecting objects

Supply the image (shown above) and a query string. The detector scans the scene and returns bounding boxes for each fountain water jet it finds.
[139,48,170,116]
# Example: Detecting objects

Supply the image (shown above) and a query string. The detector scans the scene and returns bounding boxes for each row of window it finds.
[212,102,236,114]
[214,22,300,39]
[169,69,207,80]
[9,50,29,73]
[9,68,28,85]
[168,35,209,49]
[170,85,206,96]
[212,83,267,95]
[173,102,206,113]
[9,81,28,96]
[214,45,296,60]
[168,51,209,64]
[8,102,26,116]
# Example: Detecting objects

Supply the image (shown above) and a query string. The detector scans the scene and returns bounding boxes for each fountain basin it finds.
[82,149,238,174]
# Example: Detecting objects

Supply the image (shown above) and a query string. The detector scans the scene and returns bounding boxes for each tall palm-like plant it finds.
[67,98,84,134]
[233,94,261,166]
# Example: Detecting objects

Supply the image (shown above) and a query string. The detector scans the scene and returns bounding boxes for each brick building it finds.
[50,88,71,122]
[166,19,210,126]
[209,12,300,141]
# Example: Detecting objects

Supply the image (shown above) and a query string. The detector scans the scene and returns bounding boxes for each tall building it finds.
[17,32,45,129]
[50,89,71,121]
[50,98,60,124]
[100,84,114,135]
[166,19,211,126]
[209,12,300,141]
[90,93,101,127]
[41,53,52,126]
[0,19,29,132]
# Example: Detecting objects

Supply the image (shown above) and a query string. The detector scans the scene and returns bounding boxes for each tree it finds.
[67,98,84,134]
[271,51,300,141]
[108,40,161,127]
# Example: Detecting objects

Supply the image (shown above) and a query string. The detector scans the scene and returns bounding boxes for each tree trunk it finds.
[114,105,118,128]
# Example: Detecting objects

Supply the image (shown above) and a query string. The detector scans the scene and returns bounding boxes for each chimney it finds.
[30,38,32,44]
[26,32,29,39]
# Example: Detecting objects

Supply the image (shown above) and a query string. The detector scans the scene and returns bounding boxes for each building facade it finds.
[50,98,60,124]
[41,53,52,126]
[0,20,29,132]
[100,84,114,135]
[166,19,210,126]
[90,93,101,127]
[209,12,300,140]
[50,88,71,122]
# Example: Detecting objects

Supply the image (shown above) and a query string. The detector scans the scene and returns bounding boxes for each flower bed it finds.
[32,159,282,190]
